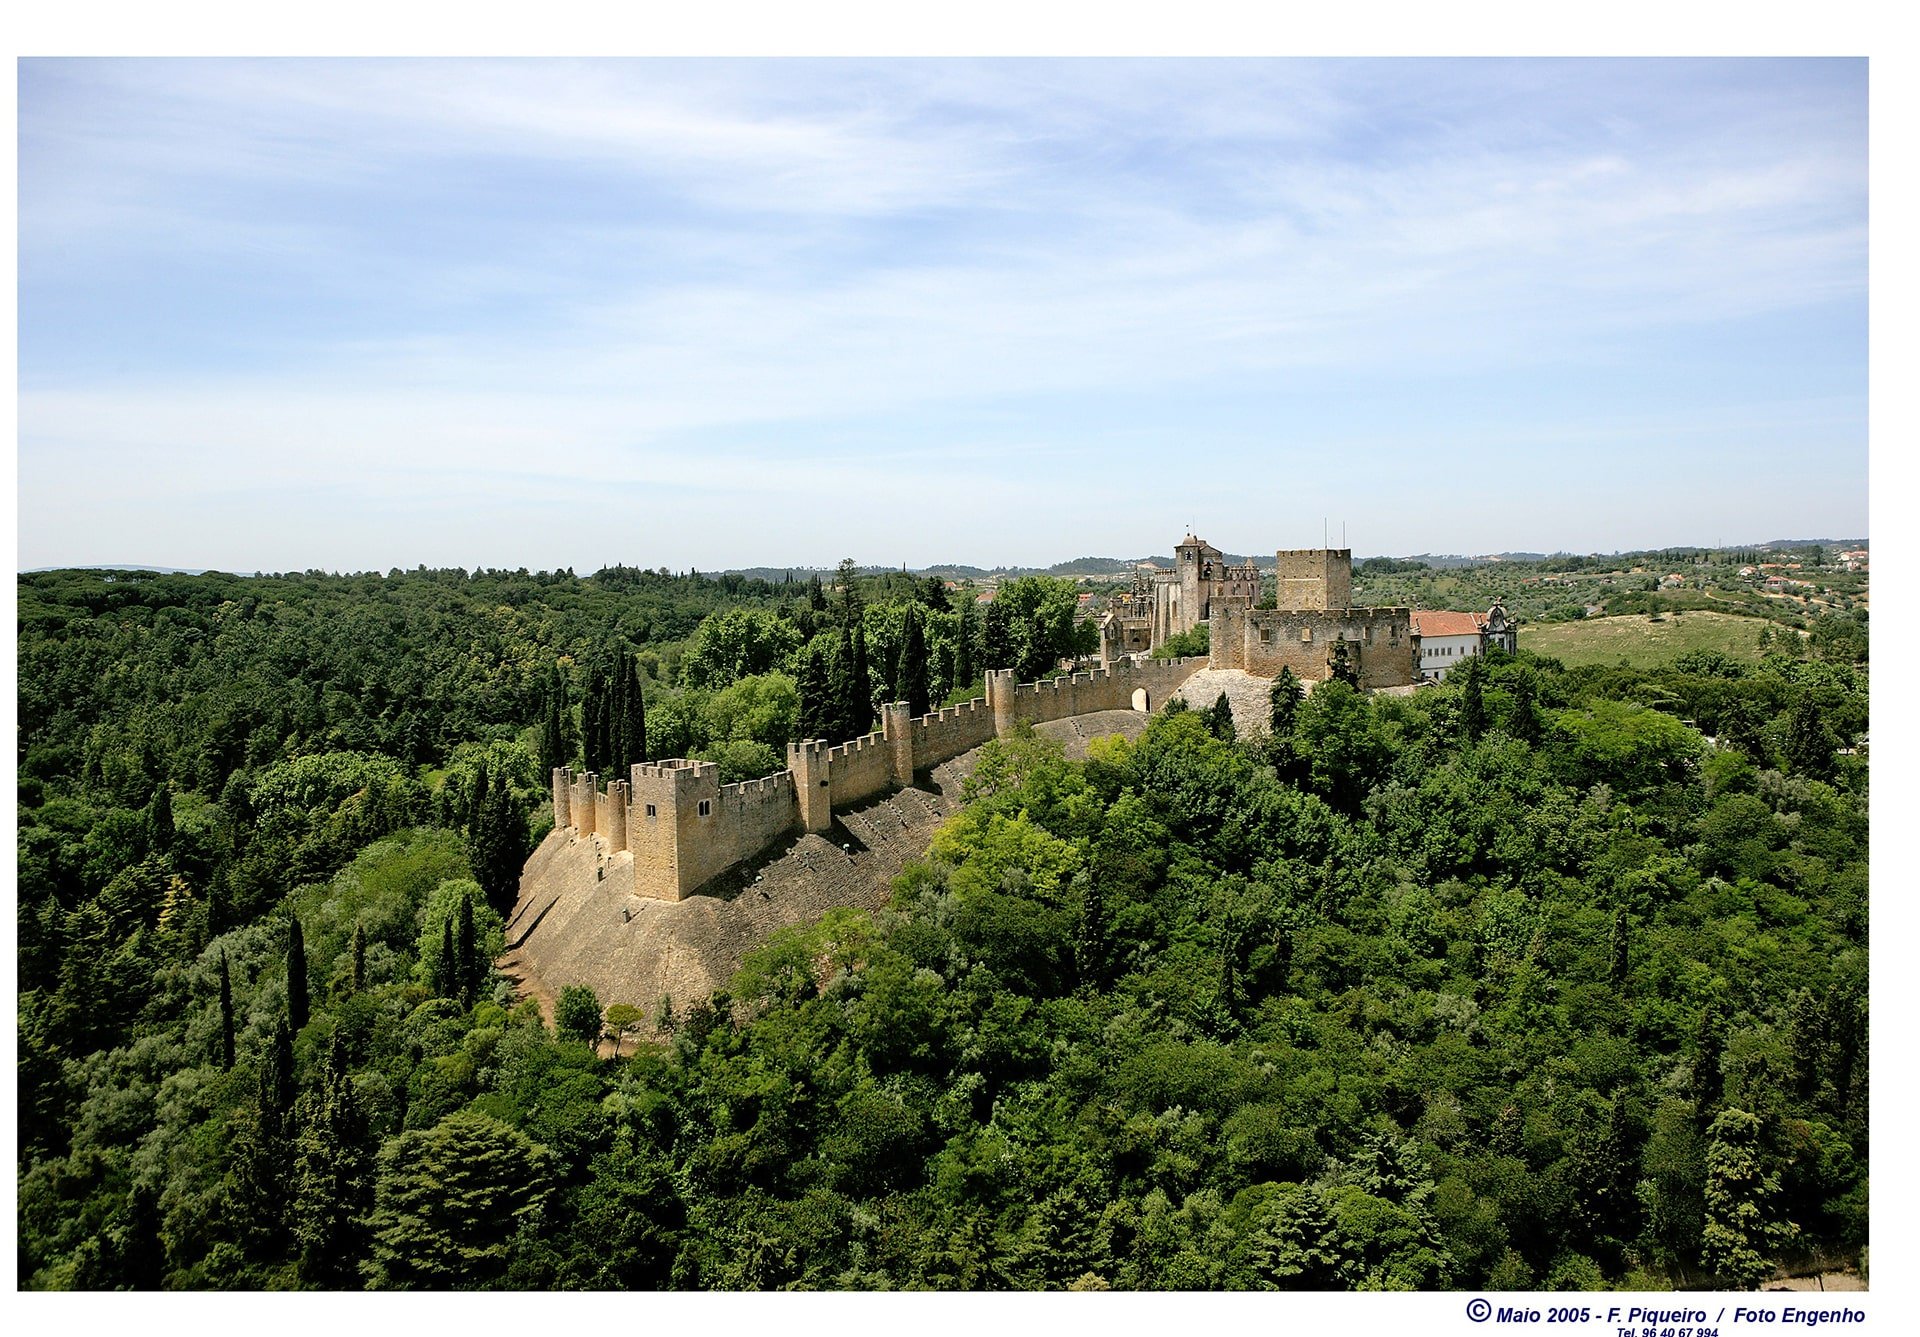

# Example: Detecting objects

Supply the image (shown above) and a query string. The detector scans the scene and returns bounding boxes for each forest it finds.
[16,563,1867,1290]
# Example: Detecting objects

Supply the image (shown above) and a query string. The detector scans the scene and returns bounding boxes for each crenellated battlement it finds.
[548,651,1210,904]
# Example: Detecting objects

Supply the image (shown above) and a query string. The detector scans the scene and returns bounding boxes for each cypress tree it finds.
[287,917,309,1031]
[828,627,858,742]
[293,1036,375,1286]
[469,759,491,836]
[1460,657,1488,741]
[610,656,633,772]
[1691,1003,1726,1121]
[581,662,607,774]
[539,699,566,777]
[350,922,367,994]
[144,785,175,856]
[1610,909,1631,988]
[981,599,1013,672]
[899,604,931,717]
[954,598,977,692]
[261,1015,295,1133]
[850,623,872,734]
[469,770,527,912]
[796,639,832,741]
[437,915,456,999]
[1782,694,1835,780]
[621,656,648,769]
[1508,667,1543,743]
[1207,691,1237,742]
[1074,870,1108,989]
[457,890,478,1008]
[1269,666,1303,738]
[218,948,236,1071]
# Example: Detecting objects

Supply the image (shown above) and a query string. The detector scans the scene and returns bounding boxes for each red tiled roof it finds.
[1411,610,1487,637]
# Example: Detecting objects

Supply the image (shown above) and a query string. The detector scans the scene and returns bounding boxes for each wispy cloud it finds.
[19,58,1866,569]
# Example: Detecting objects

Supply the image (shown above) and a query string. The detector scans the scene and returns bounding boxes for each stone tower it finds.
[1274,548,1353,611]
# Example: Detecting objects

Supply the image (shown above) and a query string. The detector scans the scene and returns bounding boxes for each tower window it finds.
[645,803,657,818]
[698,799,712,817]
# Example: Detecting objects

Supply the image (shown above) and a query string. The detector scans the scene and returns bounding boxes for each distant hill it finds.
[21,564,219,576]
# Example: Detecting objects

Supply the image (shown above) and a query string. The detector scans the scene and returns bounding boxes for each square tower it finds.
[1274,549,1352,611]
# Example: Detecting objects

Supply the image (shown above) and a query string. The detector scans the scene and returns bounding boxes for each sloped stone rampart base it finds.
[500,710,1154,1032]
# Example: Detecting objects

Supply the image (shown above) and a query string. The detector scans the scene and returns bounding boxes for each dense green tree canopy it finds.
[16,564,1865,1291]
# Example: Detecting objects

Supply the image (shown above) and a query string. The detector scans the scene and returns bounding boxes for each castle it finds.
[546,534,1512,904]
[1100,536,1426,688]
[550,655,1209,902]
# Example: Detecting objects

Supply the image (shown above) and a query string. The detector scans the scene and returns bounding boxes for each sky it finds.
[17,57,1868,573]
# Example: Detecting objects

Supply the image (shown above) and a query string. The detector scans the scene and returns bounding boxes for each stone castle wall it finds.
[906,697,997,770]
[824,731,894,809]
[548,654,1209,903]
[1210,596,1413,687]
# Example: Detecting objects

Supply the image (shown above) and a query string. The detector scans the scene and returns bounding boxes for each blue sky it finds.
[17,58,1867,572]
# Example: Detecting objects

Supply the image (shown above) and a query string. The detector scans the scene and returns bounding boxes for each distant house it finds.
[1660,573,1685,588]
[1411,604,1518,682]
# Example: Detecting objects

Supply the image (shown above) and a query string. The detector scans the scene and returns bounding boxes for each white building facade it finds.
[1411,604,1518,681]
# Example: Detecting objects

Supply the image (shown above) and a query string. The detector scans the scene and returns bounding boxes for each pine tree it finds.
[364,1110,556,1288]
[217,948,236,1071]
[287,916,309,1031]
[899,604,931,716]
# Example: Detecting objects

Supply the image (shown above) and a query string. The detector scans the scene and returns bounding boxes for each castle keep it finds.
[1099,536,1419,688]
[549,655,1208,902]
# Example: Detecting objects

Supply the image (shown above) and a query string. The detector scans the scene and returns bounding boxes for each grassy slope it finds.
[1519,610,1791,669]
